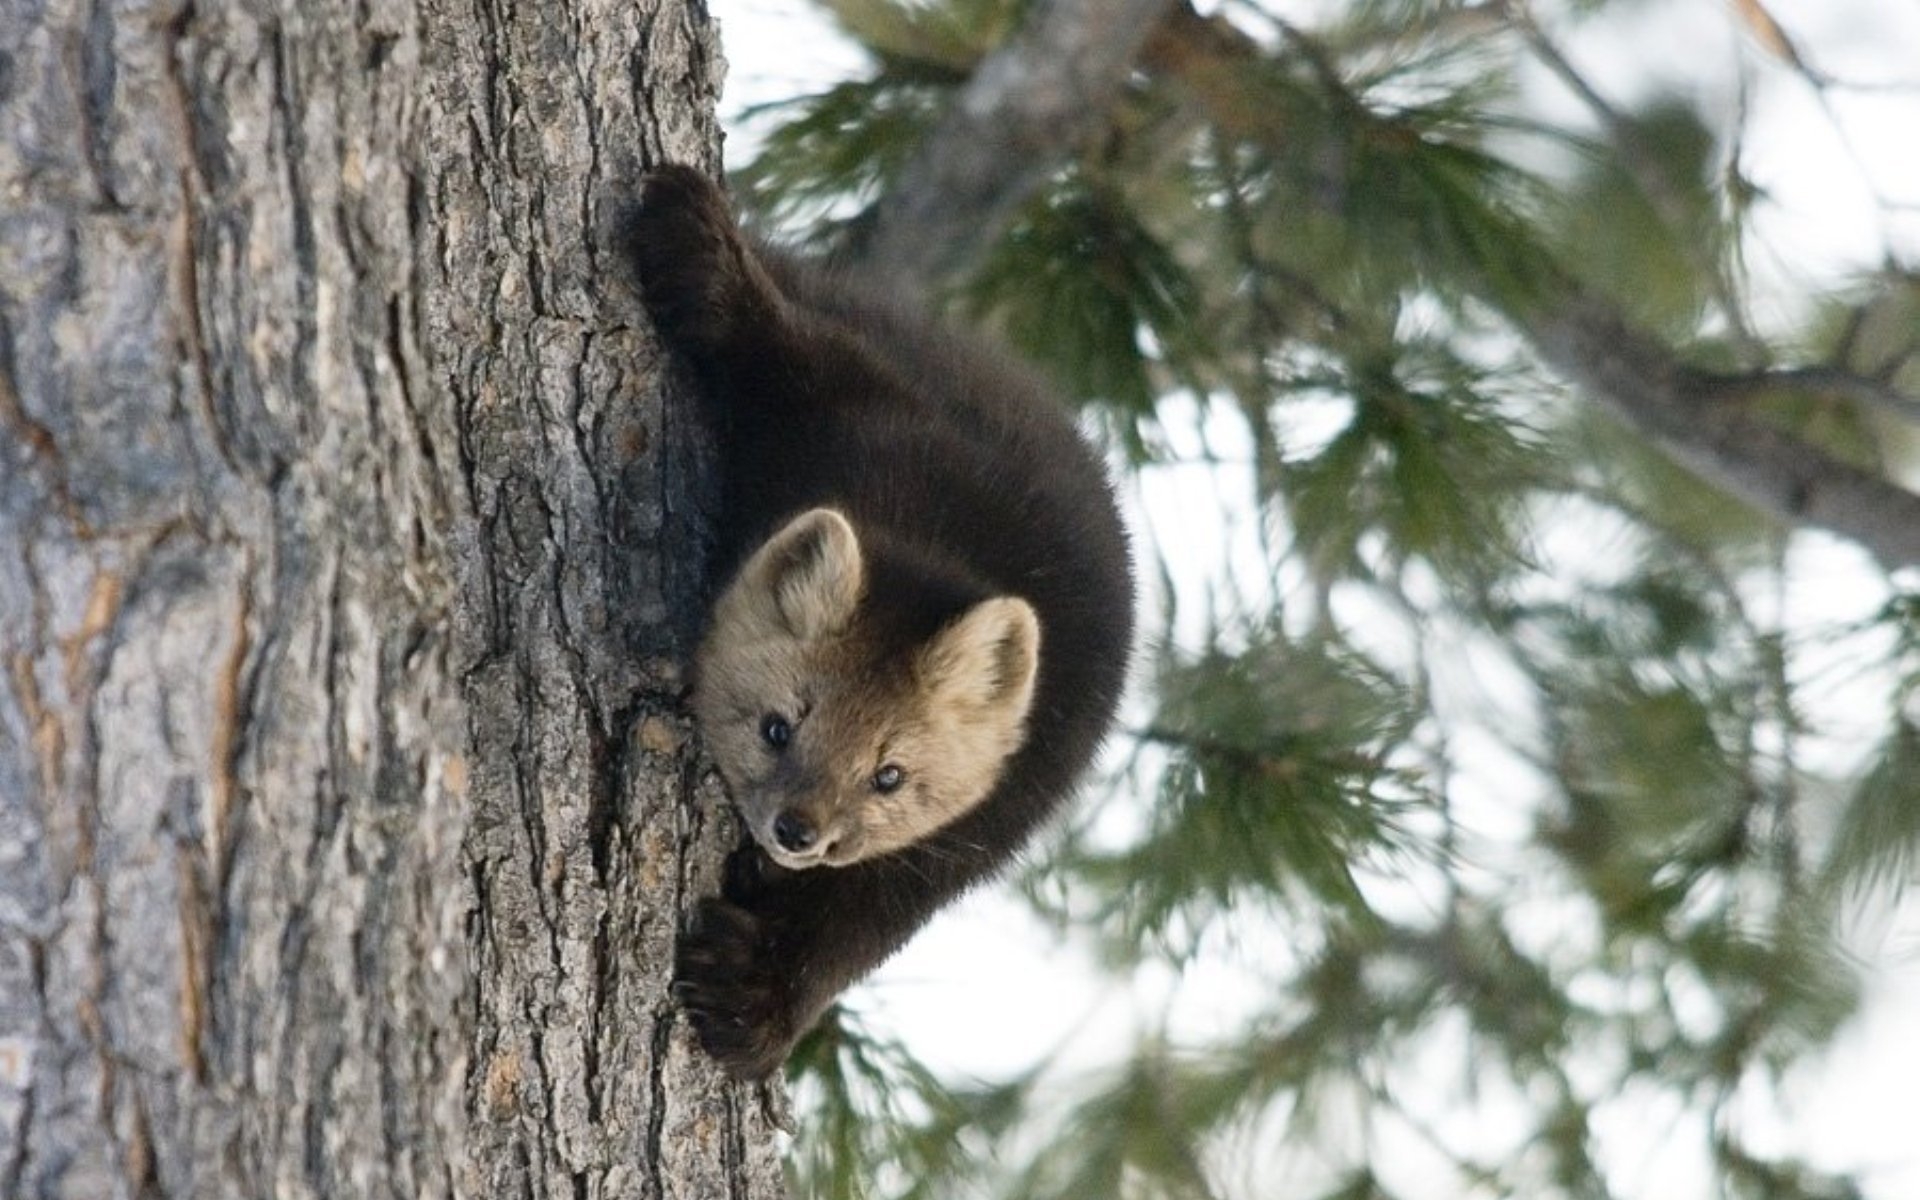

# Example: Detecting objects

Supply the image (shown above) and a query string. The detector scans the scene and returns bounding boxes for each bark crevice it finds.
[5,0,778,1193]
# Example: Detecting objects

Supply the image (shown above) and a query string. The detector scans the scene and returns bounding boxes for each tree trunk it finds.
[0,1,784,1196]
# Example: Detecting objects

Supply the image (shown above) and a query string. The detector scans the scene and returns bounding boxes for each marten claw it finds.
[626,165,772,358]
[673,896,798,1079]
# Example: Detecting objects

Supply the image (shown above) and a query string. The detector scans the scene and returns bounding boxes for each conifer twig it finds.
[853,0,1920,570]
[853,0,1178,294]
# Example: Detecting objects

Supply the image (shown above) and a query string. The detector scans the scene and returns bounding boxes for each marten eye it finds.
[872,764,905,793]
[760,713,792,750]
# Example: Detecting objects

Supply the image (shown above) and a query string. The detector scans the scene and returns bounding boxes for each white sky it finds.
[709,1,1920,1194]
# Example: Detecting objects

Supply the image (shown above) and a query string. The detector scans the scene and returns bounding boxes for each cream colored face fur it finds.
[694,509,1041,869]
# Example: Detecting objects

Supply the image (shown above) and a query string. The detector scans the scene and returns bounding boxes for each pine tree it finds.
[0,0,783,1193]
[734,1,1920,1195]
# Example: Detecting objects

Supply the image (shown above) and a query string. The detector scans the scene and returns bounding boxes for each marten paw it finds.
[627,165,775,356]
[673,896,800,1080]
[720,836,793,906]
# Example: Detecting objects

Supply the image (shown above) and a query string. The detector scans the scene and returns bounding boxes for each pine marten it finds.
[625,165,1134,1079]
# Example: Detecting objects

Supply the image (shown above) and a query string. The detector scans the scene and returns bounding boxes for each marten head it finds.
[693,508,1041,869]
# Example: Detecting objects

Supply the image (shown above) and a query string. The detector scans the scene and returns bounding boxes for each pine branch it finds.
[851,0,1179,295]
[1522,282,1920,570]
[1511,7,1764,357]
[1685,363,1920,426]
[1128,724,1384,778]
[848,0,1920,571]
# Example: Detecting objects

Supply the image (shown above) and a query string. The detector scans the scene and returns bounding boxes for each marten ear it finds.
[743,508,865,640]
[921,597,1041,736]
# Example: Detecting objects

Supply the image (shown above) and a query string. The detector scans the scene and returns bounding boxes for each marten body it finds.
[626,166,1133,1079]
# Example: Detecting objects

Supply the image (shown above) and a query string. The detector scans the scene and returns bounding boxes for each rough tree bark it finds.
[0,0,784,1196]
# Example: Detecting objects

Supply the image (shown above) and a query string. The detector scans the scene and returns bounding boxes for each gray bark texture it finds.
[0,0,786,1197]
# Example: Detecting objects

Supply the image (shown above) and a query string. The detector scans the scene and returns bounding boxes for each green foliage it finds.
[819,0,1023,70]
[730,0,1918,1194]
[1833,271,1920,393]
[1548,100,1728,335]
[963,173,1215,455]
[1557,402,1788,559]
[1065,628,1426,954]
[736,76,951,237]
[1006,1048,1223,1200]
[1820,710,1920,898]
[786,1006,1029,1199]
[1279,340,1550,588]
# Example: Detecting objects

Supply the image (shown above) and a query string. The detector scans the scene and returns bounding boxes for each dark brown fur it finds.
[625,166,1134,1079]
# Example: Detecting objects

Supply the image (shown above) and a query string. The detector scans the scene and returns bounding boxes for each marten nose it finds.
[772,810,816,853]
